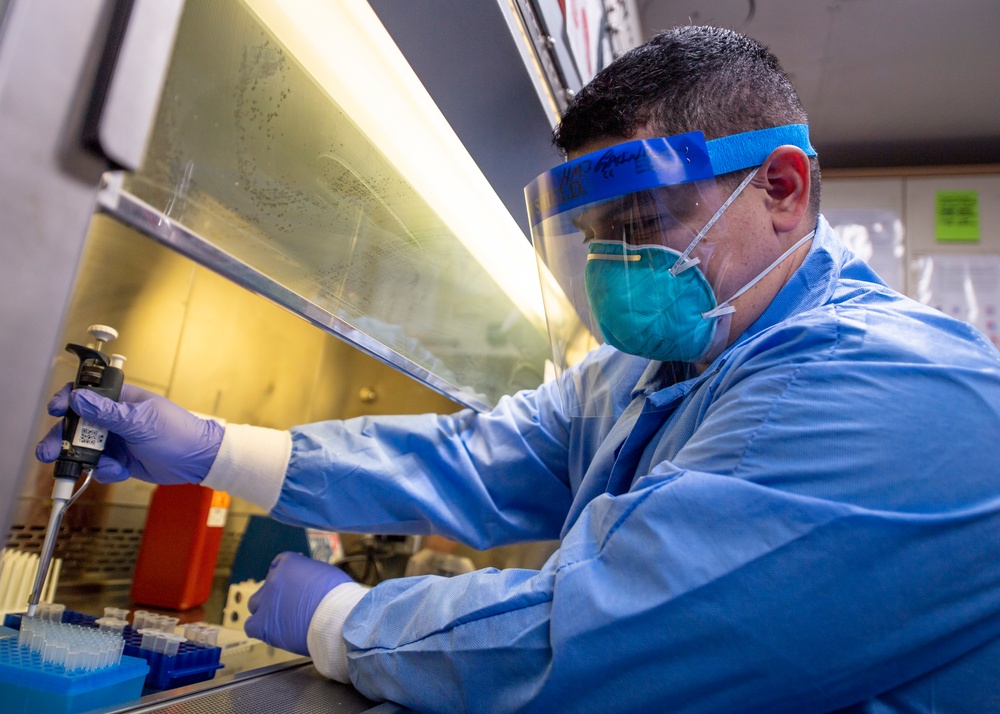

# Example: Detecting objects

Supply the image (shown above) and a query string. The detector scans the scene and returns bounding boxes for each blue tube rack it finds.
[4,610,223,692]
[123,629,222,690]
[0,627,148,714]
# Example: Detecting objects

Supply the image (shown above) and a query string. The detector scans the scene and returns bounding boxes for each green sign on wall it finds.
[935,190,980,242]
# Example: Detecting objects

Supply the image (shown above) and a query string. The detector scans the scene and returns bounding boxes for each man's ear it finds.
[757,146,811,234]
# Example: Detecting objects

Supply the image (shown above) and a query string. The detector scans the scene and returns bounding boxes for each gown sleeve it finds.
[334,307,1000,713]
[270,373,575,548]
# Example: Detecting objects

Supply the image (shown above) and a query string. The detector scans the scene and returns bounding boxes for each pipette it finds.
[26,325,126,617]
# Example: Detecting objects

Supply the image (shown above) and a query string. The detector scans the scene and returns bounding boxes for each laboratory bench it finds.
[44,582,404,714]
[98,654,394,714]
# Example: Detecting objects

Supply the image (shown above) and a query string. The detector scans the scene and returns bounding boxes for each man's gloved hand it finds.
[35,382,224,485]
[245,552,354,656]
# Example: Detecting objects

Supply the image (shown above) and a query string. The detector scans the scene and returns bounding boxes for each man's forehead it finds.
[567,127,664,159]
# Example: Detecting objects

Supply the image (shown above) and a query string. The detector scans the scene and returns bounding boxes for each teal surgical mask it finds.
[585,242,717,362]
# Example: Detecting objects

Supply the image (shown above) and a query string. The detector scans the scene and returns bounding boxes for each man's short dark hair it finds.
[553,25,821,217]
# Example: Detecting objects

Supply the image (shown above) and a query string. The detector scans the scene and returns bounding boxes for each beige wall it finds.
[823,172,1000,296]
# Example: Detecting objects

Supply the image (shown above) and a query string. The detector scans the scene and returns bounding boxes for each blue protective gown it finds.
[272,217,1000,713]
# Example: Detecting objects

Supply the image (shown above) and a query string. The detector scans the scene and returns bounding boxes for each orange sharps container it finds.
[131,484,230,610]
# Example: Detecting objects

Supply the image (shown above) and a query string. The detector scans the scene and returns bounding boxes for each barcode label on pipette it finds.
[72,420,108,450]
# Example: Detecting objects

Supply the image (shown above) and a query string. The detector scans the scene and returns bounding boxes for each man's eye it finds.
[614,217,661,245]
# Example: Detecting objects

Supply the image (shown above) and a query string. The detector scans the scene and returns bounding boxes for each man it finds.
[38,25,1000,713]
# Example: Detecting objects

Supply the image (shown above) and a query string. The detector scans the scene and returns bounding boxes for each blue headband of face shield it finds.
[524,124,816,227]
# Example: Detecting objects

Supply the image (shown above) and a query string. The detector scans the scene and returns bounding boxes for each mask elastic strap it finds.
[702,230,816,319]
[670,169,759,277]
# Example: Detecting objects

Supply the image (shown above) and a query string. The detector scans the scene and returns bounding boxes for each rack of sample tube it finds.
[0,605,148,713]
[125,609,223,690]
[3,603,224,696]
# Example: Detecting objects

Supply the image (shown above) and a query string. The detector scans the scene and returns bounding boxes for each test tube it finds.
[17,622,31,648]
[96,636,112,669]
[29,628,45,654]
[36,603,65,622]
[66,645,82,672]
[163,633,185,656]
[133,610,149,629]
[200,627,219,647]
[103,607,130,621]
[95,617,128,635]
[55,641,69,667]
[139,628,158,651]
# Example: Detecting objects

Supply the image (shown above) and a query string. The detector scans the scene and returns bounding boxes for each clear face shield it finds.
[525,126,816,415]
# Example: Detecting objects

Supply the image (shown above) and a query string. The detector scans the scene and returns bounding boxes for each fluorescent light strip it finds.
[243,0,547,331]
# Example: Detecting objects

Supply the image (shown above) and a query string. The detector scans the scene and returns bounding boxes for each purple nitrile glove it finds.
[36,382,224,485]
[245,552,354,656]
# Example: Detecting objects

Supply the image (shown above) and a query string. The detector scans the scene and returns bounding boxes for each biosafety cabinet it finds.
[0,0,641,709]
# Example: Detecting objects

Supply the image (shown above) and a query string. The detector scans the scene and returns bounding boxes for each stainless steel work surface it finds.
[109,661,394,713]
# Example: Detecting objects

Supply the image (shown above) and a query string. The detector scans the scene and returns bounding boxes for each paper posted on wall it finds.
[912,253,1000,348]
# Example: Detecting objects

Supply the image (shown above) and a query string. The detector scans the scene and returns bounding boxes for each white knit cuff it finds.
[201,423,291,512]
[306,582,370,682]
